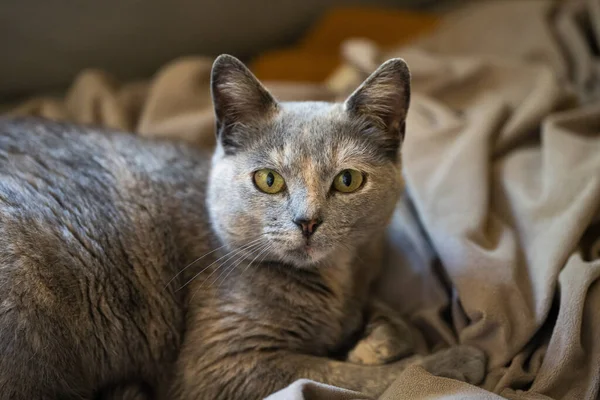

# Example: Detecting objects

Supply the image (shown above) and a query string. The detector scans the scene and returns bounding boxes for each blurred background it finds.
[0,0,463,101]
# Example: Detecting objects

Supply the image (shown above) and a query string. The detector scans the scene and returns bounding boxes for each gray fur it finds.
[0,55,485,400]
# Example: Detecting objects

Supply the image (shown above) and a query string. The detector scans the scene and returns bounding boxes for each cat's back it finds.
[0,117,212,398]
[0,117,210,267]
[0,116,205,195]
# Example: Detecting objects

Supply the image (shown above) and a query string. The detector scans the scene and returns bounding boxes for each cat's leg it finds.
[0,307,91,400]
[168,344,485,400]
[347,301,485,383]
[0,253,183,400]
[347,299,415,365]
[0,300,178,400]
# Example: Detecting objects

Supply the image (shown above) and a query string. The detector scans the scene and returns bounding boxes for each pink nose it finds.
[293,218,322,238]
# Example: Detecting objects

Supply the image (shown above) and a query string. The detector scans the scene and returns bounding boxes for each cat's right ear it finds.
[211,55,278,152]
[344,58,411,151]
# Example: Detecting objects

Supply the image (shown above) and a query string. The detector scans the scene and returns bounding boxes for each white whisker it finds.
[209,240,266,288]
[248,244,272,286]
[176,237,263,292]
[188,240,266,301]
[217,242,271,288]
[163,242,229,290]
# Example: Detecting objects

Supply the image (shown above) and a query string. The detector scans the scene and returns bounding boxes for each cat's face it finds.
[207,55,410,268]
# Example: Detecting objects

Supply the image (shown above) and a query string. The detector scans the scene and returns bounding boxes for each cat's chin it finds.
[278,245,332,269]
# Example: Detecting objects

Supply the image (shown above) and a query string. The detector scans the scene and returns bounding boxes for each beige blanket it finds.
[6,1,600,399]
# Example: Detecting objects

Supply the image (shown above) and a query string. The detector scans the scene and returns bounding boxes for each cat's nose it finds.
[293,218,323,238]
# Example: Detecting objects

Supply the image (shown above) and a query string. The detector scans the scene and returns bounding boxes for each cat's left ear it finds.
[211,55,278,150]
[345,58,411,144]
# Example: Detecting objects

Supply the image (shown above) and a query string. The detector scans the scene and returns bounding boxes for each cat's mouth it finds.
[303,243,314,254]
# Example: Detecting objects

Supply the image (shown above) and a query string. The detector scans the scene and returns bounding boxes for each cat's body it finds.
[0,117,376,399]
[0,56,485,400]
[0,119,206,398]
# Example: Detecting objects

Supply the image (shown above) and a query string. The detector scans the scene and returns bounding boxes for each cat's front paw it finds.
[347,320,414,365]
[419,345,486,385]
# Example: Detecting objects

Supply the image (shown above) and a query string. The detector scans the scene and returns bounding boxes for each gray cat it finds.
[0,55,485,400]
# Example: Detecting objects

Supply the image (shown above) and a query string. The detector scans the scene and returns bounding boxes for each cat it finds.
[0,55,485,400]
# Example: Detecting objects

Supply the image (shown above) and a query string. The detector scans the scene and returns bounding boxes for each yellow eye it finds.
[333,169,364,193]
[253,169,286,194]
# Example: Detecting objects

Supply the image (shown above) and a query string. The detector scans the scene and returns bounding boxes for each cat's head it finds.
[207,55,410,268]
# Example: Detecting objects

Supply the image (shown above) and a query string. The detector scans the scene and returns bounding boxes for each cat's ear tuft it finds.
[211,55,278,130]
[345,58,411,140]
